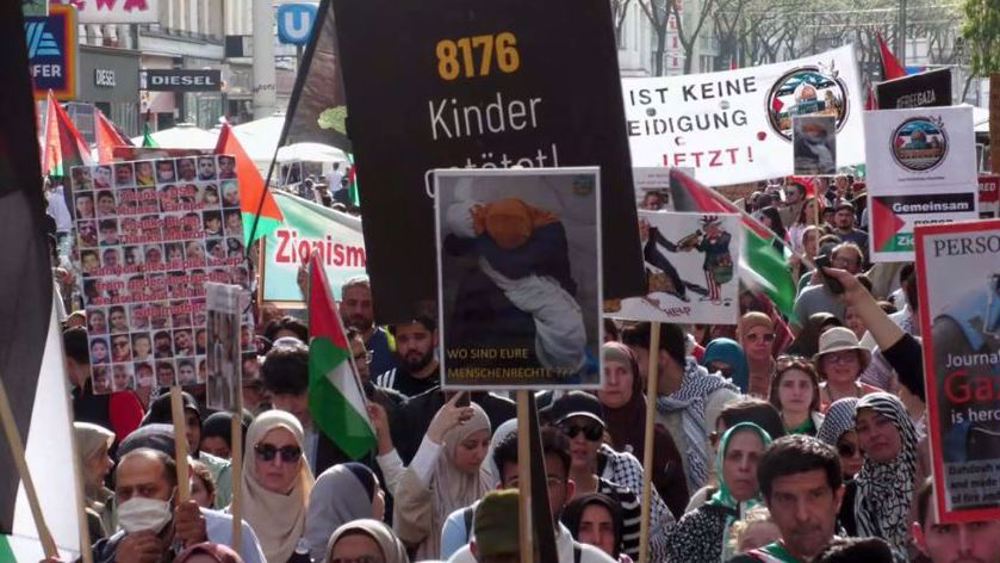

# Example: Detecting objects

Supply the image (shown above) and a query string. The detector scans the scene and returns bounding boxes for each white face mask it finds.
[117,495,173,534]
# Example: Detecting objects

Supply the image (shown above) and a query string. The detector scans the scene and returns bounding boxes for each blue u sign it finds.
[277,4,318,46]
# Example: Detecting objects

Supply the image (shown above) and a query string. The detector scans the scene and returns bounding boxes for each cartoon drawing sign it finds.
[606,211,742,325]
[916,218,1000,524]
[624,45,864,186]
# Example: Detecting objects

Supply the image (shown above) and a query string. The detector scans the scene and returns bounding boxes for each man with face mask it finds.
[87,446,265,563]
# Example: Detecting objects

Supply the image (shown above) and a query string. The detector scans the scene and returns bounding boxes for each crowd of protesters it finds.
[46,173,1000,563]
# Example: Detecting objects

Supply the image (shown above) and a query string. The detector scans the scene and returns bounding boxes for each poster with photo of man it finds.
[435,168,602,390]
[793,115,837,175]
[607,211,742,325]
[205,283,244,411]
[68,156,252,394]
[915,218,1000,524]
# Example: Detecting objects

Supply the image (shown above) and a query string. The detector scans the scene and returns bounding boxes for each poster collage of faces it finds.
[70,155,253,394]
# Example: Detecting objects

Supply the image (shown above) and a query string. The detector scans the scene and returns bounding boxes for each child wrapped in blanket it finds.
[446,198,587,374]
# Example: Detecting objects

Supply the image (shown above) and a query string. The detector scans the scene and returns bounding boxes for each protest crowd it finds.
[4,2,1000,563]
[25,168,991,563]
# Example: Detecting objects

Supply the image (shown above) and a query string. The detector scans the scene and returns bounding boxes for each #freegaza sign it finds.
[624,45,864,186]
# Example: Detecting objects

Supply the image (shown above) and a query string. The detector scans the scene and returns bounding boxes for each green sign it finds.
[262,191,366,305]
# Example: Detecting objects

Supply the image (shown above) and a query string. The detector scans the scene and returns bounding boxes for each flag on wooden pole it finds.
[1,5,83,558]
[307,252,376,460]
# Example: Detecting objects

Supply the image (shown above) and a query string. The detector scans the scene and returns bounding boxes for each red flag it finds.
[214,122,284,246]
[42,90,91,176]
[876,32,907,80]
[94,109,129,164]
[865,84,878,111]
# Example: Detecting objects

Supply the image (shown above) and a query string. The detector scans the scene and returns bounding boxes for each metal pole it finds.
[251,0,276,119]
[897,0,907,68]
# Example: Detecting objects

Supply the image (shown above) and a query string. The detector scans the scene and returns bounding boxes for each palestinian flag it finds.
[669,169,798,321]
[214,122,284,248]
[141,111,158,148]
[2,4,83,559]
[307,251,376,460]
[94,109,131,164]
[345,154,359,207]
[870,196,907,253]
[42,90,91,177]
[876,31,907,80]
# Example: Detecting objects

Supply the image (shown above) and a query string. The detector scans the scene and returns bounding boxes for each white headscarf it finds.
[305,463,377,562]
[241,410,315,563]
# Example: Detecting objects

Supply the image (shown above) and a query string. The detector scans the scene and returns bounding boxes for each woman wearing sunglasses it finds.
[816,397,863,480]
[241,410,314,563]
[767,356,825,436]
[665,422,772,563]
[547,391,672,562]
[813,326,880,409]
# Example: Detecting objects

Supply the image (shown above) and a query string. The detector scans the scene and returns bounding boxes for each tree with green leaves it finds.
[961,0,1000,77]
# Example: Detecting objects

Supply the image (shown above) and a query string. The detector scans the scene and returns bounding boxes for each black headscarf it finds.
[561,493,624,558]
[201,410,253,455]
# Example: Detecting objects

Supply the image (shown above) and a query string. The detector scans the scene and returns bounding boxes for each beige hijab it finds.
[73,422,114,498]
[241,410,315,563]
[325,519,410,563]
[431,403,493,538]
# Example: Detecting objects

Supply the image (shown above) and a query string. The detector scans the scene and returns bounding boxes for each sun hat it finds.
[813,326,871,370]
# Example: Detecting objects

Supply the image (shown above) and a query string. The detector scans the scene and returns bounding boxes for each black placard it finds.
[143,69,222,92]
[332,0,644,322]
[876,68,952,109]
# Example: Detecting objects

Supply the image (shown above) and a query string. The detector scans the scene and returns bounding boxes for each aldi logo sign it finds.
[24,4,78,100]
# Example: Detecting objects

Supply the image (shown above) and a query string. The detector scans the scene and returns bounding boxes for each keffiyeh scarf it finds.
[853,392,918,558]
[656,358,738,490]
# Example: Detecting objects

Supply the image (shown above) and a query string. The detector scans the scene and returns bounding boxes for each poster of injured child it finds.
[606,211,742,325]
[435,167,603,390]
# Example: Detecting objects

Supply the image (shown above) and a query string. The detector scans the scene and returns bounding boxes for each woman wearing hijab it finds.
[843,393,917,557]
[701,338,750,394]
[816,398,863,480]
[665,422,773,563]
[74,422,116,540]
[240,410,314,563]
[324,519,409,563]
[305,462,387,562]
[379,395,492,560]
[599,342,688,518]
[562,493,631,563]
[767,356,824,436]
[201,411,251,460]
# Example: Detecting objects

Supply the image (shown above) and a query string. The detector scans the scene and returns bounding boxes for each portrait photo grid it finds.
[69,155,250,394]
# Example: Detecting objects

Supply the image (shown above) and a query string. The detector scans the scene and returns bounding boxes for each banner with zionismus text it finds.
[261,191,366,306]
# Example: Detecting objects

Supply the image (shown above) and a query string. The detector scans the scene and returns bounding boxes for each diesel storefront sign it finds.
[79,46,139,102]
[143,69,222,92]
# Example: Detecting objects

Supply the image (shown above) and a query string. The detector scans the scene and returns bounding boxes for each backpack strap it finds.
[463,505,476,542]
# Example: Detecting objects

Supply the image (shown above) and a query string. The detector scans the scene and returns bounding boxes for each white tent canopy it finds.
[130,122,219,149]
[231,113,348,173]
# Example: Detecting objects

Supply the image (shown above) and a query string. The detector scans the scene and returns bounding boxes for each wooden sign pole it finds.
[516,390,534,563]
[0,376,58,558]
[637,322,661,563]
[170,386,191,502]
